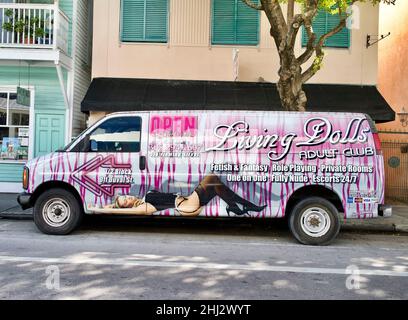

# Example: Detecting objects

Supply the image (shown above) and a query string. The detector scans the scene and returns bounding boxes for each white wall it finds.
[71,0,92,137]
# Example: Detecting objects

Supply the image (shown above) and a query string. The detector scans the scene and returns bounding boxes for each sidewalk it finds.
[0,193,407,233]
[341,206,408,233]
[0,193,32,219]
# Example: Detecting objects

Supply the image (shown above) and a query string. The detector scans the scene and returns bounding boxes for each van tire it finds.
[33,188,83,235]
[288,197,340,246]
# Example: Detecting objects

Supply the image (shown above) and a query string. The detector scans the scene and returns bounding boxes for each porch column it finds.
[55,63,73,143]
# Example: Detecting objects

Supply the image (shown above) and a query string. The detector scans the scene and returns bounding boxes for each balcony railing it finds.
[0,3,69,54]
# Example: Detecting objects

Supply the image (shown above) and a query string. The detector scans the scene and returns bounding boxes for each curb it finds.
[395,224,408,233]
[341,224,395,233]
[0,210,33,220]
[0,215,33,220]
[341,223,408,234]
[0,213,407,234]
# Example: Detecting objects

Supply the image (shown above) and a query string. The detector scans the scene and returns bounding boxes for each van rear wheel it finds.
[288,197,340,246]
[33,188,83,235]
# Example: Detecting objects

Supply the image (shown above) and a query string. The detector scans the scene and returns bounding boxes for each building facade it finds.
[93,0,379,83]
[0,0,92,192]
[376,0,408,203]
[378,0,408,140]
[88,0,382,123]
[81,0,399,203]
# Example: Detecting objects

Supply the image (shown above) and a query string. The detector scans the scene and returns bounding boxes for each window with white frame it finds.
[0,90,30,161]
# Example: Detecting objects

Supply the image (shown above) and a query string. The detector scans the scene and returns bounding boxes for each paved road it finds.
[0,217,407,300]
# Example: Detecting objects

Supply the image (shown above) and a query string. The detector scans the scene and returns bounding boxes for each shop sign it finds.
[17,87,31,107]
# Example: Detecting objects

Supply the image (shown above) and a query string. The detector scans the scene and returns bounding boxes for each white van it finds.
[18,111,392,245]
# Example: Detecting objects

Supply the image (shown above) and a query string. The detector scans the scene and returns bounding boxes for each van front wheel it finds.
[288,197,340,245]
[33,188,83,235]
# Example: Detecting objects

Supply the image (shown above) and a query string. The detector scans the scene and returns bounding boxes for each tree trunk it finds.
[277,58,307,112]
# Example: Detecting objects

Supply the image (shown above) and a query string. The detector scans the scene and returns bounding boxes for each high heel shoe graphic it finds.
[226,204,245,216]
[243,204,267,213]
[226,203,267,216]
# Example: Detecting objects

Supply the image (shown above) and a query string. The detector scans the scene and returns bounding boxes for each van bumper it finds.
[17,193,33,210]
[378,204,392,218]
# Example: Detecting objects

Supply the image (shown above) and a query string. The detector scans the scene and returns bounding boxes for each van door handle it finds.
[139,155,146,171]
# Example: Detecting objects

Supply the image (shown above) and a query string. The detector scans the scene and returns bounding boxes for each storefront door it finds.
[34,111,65,156]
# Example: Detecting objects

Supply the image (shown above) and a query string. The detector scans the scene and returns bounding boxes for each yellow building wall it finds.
[92,0,379,85]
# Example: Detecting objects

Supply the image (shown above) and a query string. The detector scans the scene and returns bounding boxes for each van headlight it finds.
[22,167,29,190]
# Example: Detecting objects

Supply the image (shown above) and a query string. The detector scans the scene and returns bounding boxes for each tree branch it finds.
[285,14,303,51]
[300,20,347,83]
[315,17,347,54]
[295,3,318,64]
[300,0,358,83]
[240,0,263,10]
[297,23,316,64]
[301,18,348,82]
[261,0,287,50]
[301,60,319,83]
[315,0,359,52]
[287,0,295,22]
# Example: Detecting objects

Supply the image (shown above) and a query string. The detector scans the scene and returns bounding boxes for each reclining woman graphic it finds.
[94,174,266,217]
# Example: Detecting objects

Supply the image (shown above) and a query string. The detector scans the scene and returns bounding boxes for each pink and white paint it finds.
[24,111,384,219]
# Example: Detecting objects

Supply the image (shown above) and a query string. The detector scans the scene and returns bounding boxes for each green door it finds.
[35,112,65,156]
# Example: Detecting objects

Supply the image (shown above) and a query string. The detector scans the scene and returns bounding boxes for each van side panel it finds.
[236,112,380,219]
[25,111,384,219]
[146,111,382,219]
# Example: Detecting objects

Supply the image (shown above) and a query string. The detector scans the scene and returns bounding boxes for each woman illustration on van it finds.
[97,174,266,217]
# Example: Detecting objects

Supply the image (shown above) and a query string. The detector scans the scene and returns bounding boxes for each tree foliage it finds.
[240,0,394,111]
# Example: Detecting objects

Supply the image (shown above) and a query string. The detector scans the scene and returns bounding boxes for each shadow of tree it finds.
[0,218,407,300]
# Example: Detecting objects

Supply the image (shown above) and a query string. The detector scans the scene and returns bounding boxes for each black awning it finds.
[81,78,395,123]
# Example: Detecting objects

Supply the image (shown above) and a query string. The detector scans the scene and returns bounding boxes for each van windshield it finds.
[59,138,77,152]
[63,116,142,153]
[58,128,89,152]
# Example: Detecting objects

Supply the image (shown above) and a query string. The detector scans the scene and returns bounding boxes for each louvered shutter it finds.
[145,0,168,41]
[121,0,168,43]
[212,0,259,45]
[325,12,350,48]
[236,0,259,45]
[302,10,350,48]
[212,0,236,44]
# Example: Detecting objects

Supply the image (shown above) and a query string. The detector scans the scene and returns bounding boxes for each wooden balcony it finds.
[0,3,71,68]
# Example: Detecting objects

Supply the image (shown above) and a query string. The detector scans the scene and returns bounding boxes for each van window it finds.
[72,117,142,152]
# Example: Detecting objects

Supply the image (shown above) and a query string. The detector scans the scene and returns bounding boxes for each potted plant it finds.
[2,9,47,44]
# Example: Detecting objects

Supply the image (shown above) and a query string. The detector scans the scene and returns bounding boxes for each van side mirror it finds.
[90,139,98,152]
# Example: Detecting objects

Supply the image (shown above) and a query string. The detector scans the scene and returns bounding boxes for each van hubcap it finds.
[43,198,71,227]
[300,207,331,238]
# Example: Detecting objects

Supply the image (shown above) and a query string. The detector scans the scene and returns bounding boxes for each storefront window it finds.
[0,91,30,161]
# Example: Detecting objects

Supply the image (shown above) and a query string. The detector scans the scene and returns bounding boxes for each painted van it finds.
[17,111,392,245]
